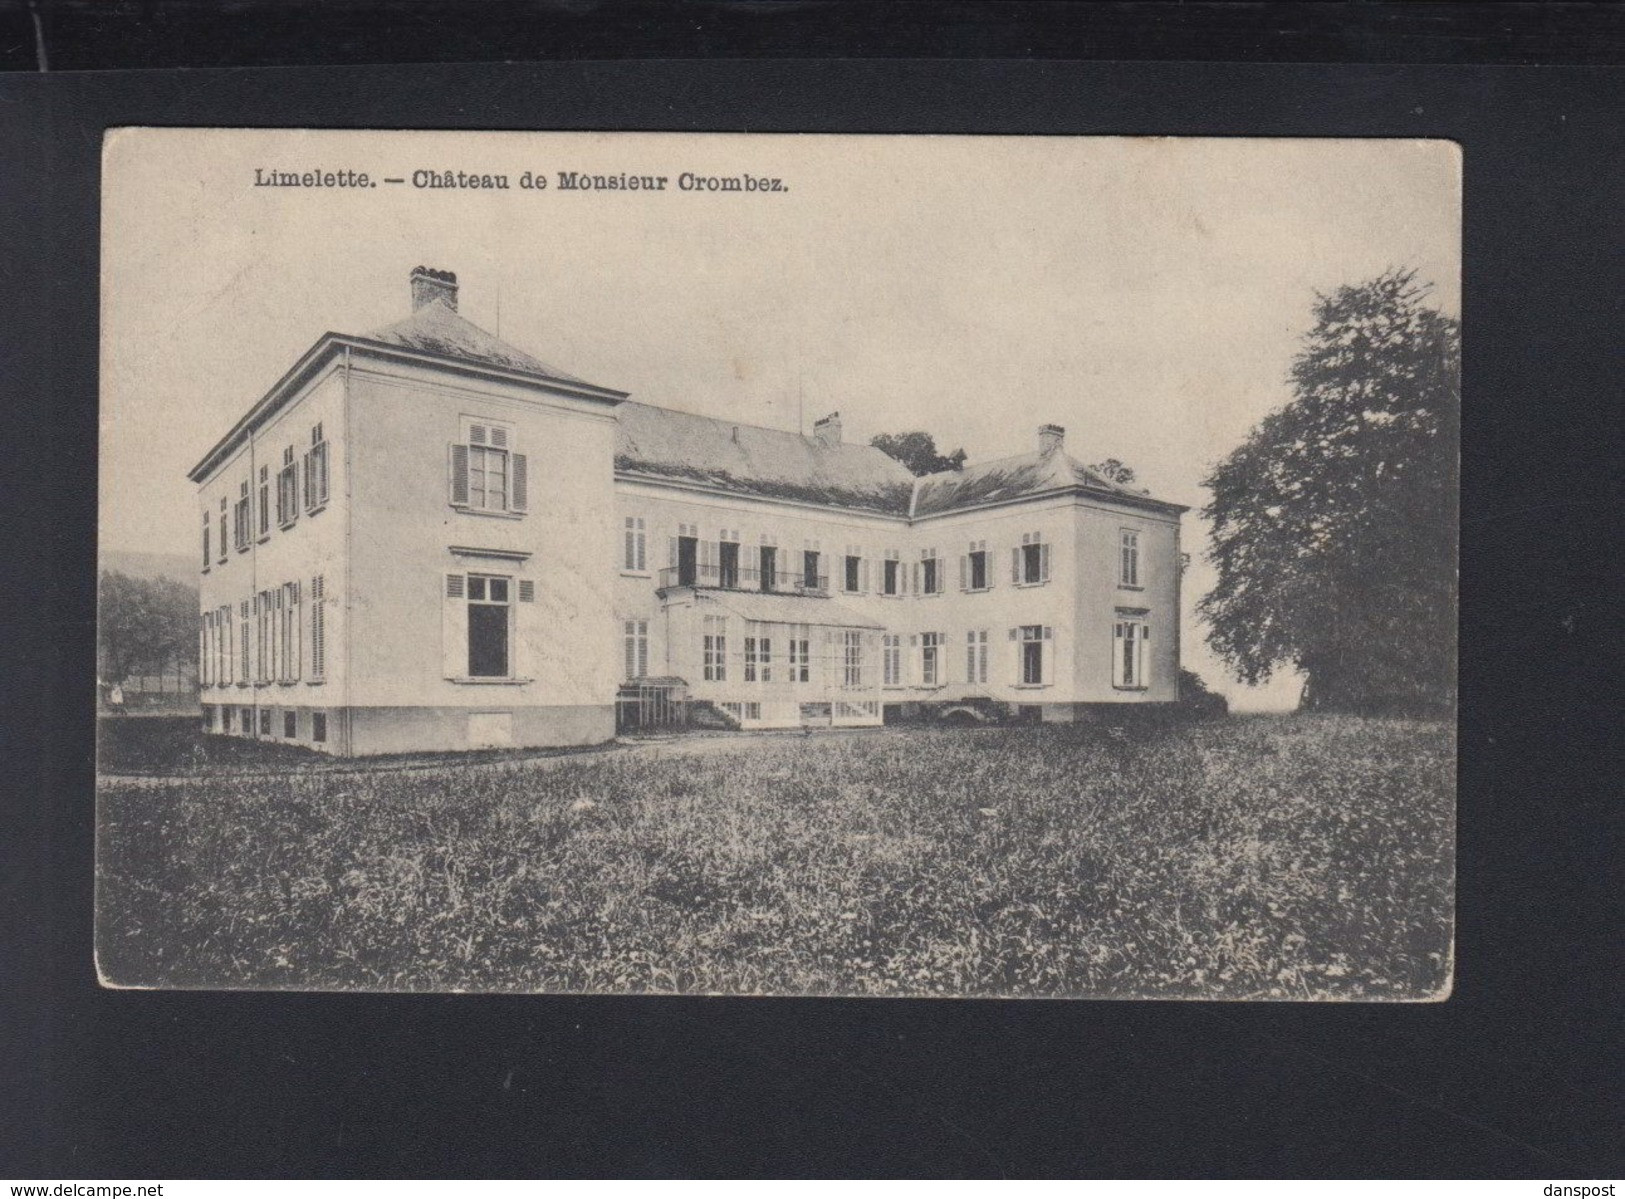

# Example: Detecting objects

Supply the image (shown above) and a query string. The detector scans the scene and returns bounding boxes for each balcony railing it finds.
[658,564,830,596]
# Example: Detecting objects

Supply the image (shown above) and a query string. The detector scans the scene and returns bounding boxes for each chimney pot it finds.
[410,265,458,312]
[812,411,842,449]
[1038,423,1065,455]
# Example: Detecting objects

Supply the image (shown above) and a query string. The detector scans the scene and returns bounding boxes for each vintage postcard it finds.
[96,129,1458,998]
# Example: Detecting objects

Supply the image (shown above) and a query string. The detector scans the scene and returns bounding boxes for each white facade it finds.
[192,268,1186,755]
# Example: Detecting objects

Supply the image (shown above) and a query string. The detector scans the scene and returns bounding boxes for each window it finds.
[674,523,699,587]
[703,615,727,682]
[920,632,942,686]
[843,631,863,687]
[219,498,229,563]
[234,482,251,552]
[312,711,327,743]
[258,708,272,736]
[919,549,943,595]
[443,571,526,680]
[1120,530,1141,588]
[1014,532,1050,585]
[744,626,772,683]
[466,574,511,678]
[803,549,822,592]
[239,600,250,681]
[309,576,326,681]
[1015,624,1053,686]
[1113,619,1150,689]
[758,543,778,592]
[303,424,330,513]
[843,550,864,594]
[240,706,251,733]
[962,540,989,591]
[254,591,271,683]
[201,510,211,572]
[221,706,232,733]
[257,465,271,539]
[882,551,902,596]
[789,628,811,683]
[623,517,647,572]
[284,710,297,738]
[449,420,527,514]
[883,635,902,686]
[717,532,739,589]
[279,581,301,683]
[966,629,988,684]
[623,619,649,679]
[276,446,299,528]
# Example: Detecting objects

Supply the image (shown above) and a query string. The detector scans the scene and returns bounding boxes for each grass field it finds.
[95,714,1454,999]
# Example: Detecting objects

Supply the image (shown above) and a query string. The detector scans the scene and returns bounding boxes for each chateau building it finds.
[191,268,1187,755]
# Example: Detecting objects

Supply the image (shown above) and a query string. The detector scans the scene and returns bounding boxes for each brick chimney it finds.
[410,266,458,312]
[1037,423,1065,455]
[812,411,842,449]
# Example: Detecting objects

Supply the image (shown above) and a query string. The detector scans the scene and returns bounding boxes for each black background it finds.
[1,4,1620,1180]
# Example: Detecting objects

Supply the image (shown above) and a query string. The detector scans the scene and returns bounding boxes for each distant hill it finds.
[102,550,197,588]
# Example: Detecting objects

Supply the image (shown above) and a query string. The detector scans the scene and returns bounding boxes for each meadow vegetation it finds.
[97,714,1453,999]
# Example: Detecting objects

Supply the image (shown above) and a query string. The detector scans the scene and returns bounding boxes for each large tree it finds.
[99,570,197,685]
[1199,269,1459,715]
[870,431,967,477]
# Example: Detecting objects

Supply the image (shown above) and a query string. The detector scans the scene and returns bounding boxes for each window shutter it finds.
[1041,626,1054,686]
[1040,543,1051,583]
[443,572,468,679]
[959,555,968,590]
[449,443,470,505]
[303,449,314,509]
[316,442,329,506]
[860,559,870,593]
[510,453,529,513]
[1009,627,1021,684]
[291,583,302,682]
[1012,547,1021,583]
[1138,624,1150,689]
[470,424,488,446]
[310,577,324,681]
[911,562,920,594]
[515,578,537,679]
[1112,623,1125,688]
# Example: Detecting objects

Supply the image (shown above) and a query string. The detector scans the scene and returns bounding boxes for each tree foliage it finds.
[1199,269,1459,715]
[1089,458,1137,485]
[870,431,967,477]
[99,570,197,683]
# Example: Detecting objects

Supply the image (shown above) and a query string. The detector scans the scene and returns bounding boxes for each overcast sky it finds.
[101,130,1459,709]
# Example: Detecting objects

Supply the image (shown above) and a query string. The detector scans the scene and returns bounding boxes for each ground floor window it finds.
[703,615,727,682]
[623,619,649,680]
[240,706,251,732]
[920,632,942,686]
[1114,619,1150,688]
[843,630,863,687]
[1016,624,1052,686]
[258,708,272,735]
[312,711,328,743]
[467,574,511,678]
[883,634,902,686]
[284,710,297,738]
[966,629,988,684]
[789,629,810,682]
[744,627,772,683]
